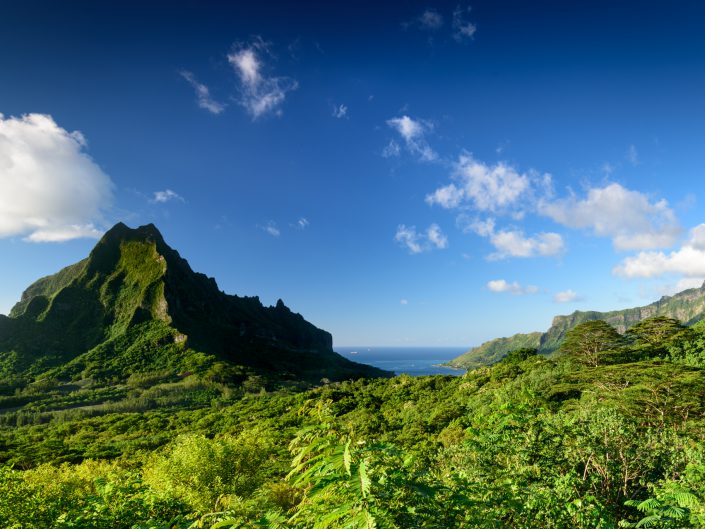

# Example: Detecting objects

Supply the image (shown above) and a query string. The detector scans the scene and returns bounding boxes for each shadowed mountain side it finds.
[0,223,388,385]
[448,282,705,369]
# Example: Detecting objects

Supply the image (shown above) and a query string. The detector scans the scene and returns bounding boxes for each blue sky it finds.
[1,0,705,347]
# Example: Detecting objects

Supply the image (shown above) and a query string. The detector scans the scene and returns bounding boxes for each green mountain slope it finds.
[0,222,387,385]
[448,282,705,369]
[446,332,543,370]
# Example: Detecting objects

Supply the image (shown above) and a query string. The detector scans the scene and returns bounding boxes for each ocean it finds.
[335,346,467,376]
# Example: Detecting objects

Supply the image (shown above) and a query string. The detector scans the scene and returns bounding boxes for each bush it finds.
[143,429,273,513]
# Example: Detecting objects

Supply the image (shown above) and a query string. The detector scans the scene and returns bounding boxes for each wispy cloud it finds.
[496,140,510,154]
[395,223,448,254]
[487,279,538,295]
[539,183,680,251]
[405,6,476,43]
[151,189,184,204]
[386,115,437,161]
[452,5,477,41]
[418,9,444,30]
[228,39,298,119]
[296,217,309,229]
[179,70,226,115]
[403,8,444,32]
[626,144,639,166]
[332,104,348,119]
[261,221,280,237]
[400,298,409,305]
[0,113,113,242]
[382,140,401,158]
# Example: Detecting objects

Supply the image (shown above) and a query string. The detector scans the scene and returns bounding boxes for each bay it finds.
[335,346,466,376]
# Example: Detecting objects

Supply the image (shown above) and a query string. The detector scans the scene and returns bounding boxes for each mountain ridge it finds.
[448,281,705,369]
[0,222,387,386]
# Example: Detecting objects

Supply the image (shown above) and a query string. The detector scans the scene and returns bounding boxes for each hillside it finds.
[0,222,387,387]
[448,282,705,369]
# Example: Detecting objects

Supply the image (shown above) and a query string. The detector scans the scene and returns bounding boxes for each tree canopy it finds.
[559,320,623,366]
[626,316,686,348]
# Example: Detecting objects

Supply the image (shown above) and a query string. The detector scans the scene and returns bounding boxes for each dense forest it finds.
[3,315,705,528]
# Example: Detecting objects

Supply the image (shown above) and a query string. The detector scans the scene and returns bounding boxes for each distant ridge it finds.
[0,222,388,385]
[447,281,705,369]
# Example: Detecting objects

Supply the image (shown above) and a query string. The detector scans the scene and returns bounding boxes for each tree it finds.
[504,347,538,363]
[626,316,686,350]
[560,320,623,367]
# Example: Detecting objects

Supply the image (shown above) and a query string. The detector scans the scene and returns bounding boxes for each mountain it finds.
[0,222,387,386]
[448,282,705,369]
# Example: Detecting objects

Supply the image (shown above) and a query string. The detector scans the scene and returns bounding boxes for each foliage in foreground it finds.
[3,317,705,528]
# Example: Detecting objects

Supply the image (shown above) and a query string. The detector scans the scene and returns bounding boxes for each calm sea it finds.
[335,346,467,376]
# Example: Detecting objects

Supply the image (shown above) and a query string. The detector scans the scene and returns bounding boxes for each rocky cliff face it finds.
[449,282,705,369]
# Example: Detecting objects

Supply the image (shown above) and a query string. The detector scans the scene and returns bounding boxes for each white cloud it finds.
[228,40,298,119]
[425,183,464,209]
[261,221,280,237]
[553,289,580,303]
[151,189,184,204]
[460,215,563,260]
[539,183,680,250]
[179,70,226,115]
[427,223,448,249]
[332,104,348,119]
[388,115,423,141]
[677,277,705,290]
[426,154,545,212]
[386,115,437,161]
[297,217,309,229]
[613,224,705,278]
[626,144,639,166]
[488,229,564,260]
[473,218,496,237]
[452,5,477,41]
[487,279,538,295]
[0,113,113,242]
[395,225,423,254]
[400,298,409,305]
[395,223,448,254]
[25,224,104,243]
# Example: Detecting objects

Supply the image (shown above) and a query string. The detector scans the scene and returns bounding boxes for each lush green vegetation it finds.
[3,316,705,528]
